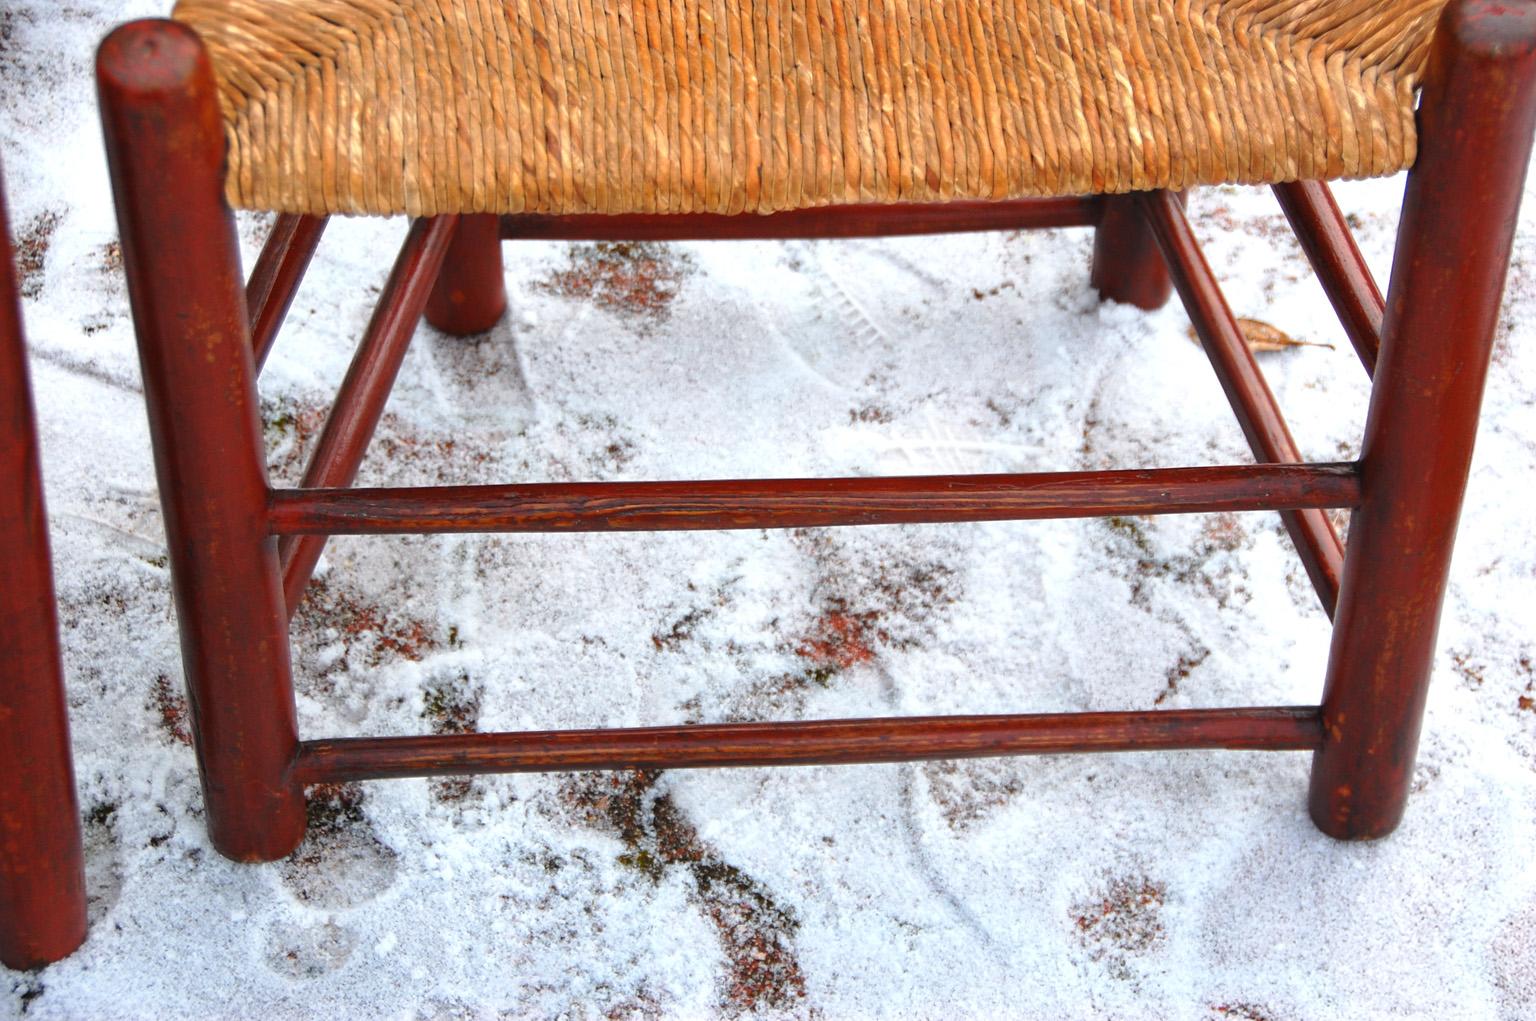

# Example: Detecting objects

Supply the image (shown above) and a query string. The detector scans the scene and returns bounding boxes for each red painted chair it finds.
[96,0,1536,862]
[0,164,88,968]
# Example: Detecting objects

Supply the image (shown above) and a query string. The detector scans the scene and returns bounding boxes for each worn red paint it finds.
[98,19,307,861]
[1091,195,1174,310]
[276,216,457,615]
[500,197,1101,241]
[247,213,328,373]
[425,214,506,335]
[0,161,87,969]
[1271,180,1384,375]
[293,708,1325,784]
[265,463,1363,536]
[1309,0,1536,839]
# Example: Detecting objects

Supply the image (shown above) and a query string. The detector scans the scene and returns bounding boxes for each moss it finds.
[802,664,839,688]
[294,578,444,670]
[421,674,480,735]
[1105,515,1158,559]
[421,675,483,804]
[1102,514,1252,611]
[616,849,663,880]
[304,782,367,832]
[793,607,880,671]
[652,606,711,652]
[85,801,118,829]
[1212,1004,1281,1021]
[1154,647,1211,705]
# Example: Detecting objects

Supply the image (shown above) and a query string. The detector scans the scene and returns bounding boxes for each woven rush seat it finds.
[174,0,1446,217]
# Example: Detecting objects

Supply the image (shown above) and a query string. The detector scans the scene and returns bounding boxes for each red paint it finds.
[1091,195,1174,310]
[98,19,306,861]
[1271,180,1383,376]
[266,462,1362,535]
[1309,0,1536,839]
[425,214,506,335]
[296,707,1325,783]
[247,213,327,373]
[0,163,87,971]
[499,198,1101,241]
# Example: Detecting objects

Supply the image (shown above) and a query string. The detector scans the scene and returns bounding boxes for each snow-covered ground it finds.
[4,2,1536,1018]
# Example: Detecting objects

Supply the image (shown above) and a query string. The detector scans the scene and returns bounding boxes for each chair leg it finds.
[425,214,507,335]
[0,166,87,970]
[1308,0,1536,840]
[1091,194,1173,310]
[98,20,307,862]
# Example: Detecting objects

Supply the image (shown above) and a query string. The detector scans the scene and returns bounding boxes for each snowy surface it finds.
[5,2,1536,1018]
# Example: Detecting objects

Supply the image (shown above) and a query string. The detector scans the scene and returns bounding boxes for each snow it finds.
[4,2,1536,1018]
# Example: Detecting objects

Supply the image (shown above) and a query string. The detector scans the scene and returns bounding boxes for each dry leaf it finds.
[1186,318,1335,353]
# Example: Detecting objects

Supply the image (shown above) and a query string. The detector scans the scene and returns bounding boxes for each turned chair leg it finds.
[0,166,87,970]
[1091,194,1173,310]
[98,21,306,861]
[425,214,507,336]
[1309,0,1536,839]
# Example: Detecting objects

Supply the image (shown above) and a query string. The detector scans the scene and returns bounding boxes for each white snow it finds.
[4,2,1536,1018]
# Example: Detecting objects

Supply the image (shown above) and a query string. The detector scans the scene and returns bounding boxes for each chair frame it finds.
[97,0,1536,863]
[0,165,87,969]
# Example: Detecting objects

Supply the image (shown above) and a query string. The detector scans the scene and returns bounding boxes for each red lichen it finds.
[1072,872,1168,979]
[536,242,694,326]
[295,578,441,669]
[149,675,192,746]
[794,608,881,671]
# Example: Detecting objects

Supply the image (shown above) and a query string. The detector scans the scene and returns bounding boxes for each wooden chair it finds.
[0,164,87,968]
[96,0,1536,862]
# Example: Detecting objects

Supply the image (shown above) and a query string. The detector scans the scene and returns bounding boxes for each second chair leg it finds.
[0,164,87,971]
[1091,194,1173,310]
[1308,0,1536,840]
[425,214,507,336]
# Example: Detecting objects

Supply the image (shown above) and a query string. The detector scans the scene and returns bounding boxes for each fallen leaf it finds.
[1187,318,1335,352]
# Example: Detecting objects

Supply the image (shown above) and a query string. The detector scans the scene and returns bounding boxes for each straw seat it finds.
[173,0,1446,217]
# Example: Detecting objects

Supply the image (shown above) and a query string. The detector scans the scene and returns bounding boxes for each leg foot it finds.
[1308,0,1536,840]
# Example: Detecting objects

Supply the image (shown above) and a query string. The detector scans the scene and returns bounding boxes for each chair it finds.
[95,0,1536,862]
[0,163,88,969]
